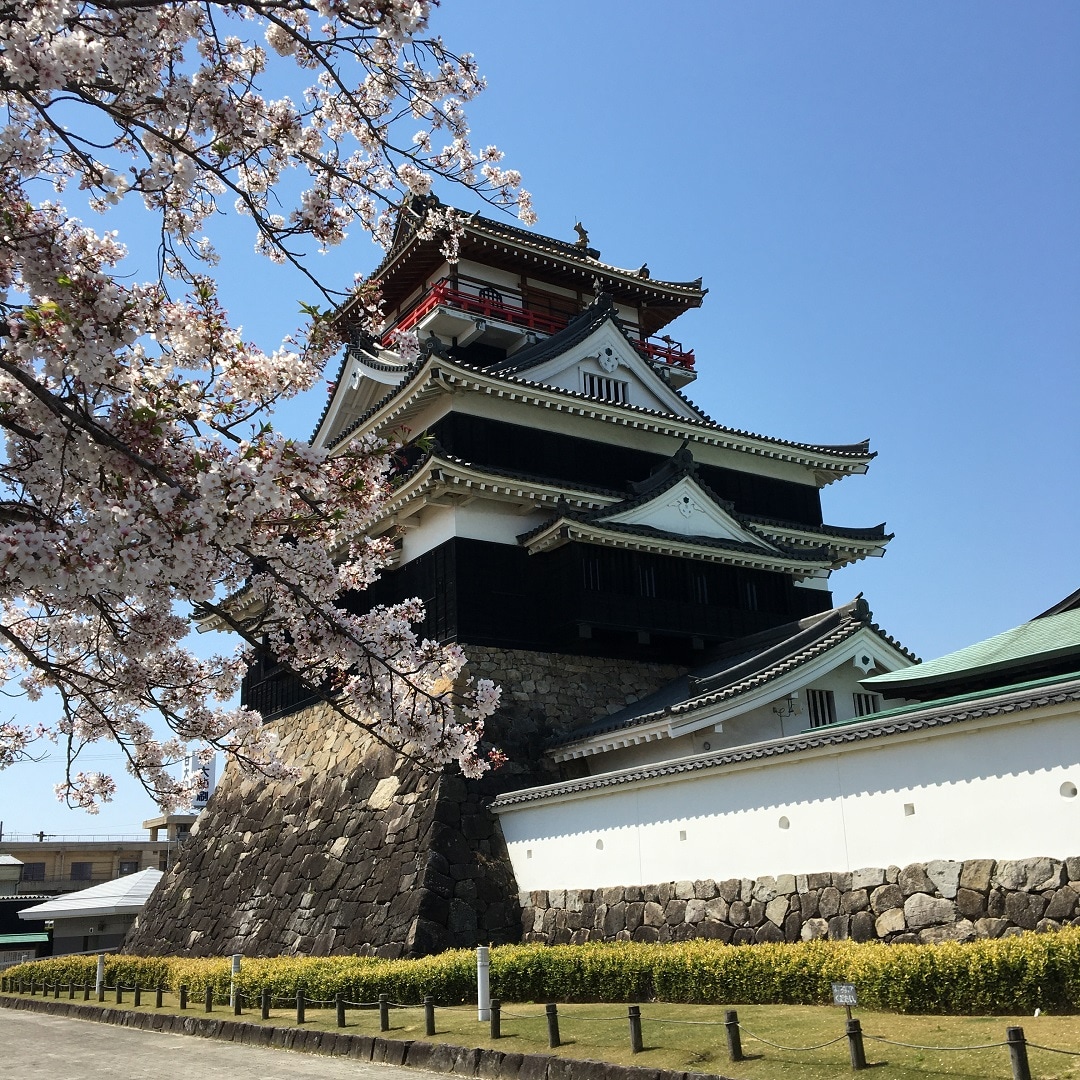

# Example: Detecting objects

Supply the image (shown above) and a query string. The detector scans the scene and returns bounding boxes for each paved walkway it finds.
[2,1008,443,1079]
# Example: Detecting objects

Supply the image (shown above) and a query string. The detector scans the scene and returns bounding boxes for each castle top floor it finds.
[337,197,708,389]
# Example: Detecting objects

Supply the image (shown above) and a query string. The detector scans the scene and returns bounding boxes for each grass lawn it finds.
[6,991,1080,1079]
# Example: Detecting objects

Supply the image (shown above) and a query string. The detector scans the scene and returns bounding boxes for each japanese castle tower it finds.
[127,199,897,958]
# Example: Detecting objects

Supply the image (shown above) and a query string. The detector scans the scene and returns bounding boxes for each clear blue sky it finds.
[2,0,1076,835]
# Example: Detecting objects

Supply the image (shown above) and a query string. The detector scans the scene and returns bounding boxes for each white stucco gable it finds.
[600,474,777,550]
[512,315,704,420]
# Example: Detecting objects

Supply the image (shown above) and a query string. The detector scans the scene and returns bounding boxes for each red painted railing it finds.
[382,278,695,369]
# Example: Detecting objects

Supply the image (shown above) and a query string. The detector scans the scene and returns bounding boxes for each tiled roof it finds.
[495,674,1080,809]
[17,868,163,921]
[550,598,918,748]
[864,607,1080,694]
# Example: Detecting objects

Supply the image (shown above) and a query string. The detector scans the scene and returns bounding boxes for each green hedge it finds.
[7,929,1080,1014]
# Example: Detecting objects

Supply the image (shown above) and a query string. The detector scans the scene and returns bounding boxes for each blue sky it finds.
[2,1,1077,835]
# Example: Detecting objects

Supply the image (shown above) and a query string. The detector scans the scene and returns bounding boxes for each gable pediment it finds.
[512,315,704,421]
[599,475,777,551]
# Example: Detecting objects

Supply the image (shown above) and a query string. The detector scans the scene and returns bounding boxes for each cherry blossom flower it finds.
[0,0,521,810]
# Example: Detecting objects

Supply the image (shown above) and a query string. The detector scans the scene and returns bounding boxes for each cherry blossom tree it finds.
[0,0,532,810]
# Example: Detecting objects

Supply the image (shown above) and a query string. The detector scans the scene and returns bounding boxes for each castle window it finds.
[852,692,881,717]
[691,571,709,605]
[582,554,603,591]
[637,563,657,598]
[582,372,628,403]
[806,688,836,728]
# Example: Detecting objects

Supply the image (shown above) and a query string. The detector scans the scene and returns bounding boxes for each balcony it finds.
[382,276,696,379]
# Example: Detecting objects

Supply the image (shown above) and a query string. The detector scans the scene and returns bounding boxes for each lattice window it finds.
[853,692,881,717]
[806,688,836,728]
[582,372,628,403]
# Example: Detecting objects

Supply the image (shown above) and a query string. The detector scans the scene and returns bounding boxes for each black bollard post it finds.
[116,983,123,1005]
[156,985,163,1009]
[53,981,60,999]
[379,993,389,1032]
[68,981,75,1000]
[490,999,501,1040]
[425,995,436,1037]
[296,988,305,1025]
[83,983,90,1002]
[97,980,105,1003]
[1006,1026,1032,1080]
[204,984,213,1013]
[846,1017,867,1071]
[234,988,242,1016]
[628,1005,643,1054]
[546,1002,561,1049]
[725,1009,744,1062]
[179,984,188,1010]
[261,987,270,1021]
[336,993,346,1028]
[134,985,141,1007]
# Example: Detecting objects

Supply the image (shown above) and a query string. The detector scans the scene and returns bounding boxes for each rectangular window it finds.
[581,372,628,403]
[118,860,140,876]
[70,862,93,881]
[690,571,709,606]
[637,564,657,598]
[806,688,836,728]
[20,862,45,882]
[853,692,881,717]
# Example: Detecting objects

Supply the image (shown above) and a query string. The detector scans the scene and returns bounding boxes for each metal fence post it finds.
[116,983,123,1005]
[425,995,436,1037]
[156,985,163,1009]
[179,984,188,1010]
[53,980,60,999]
[134,985,141,1007]
[204,984,213,1013]
[233,988,242,1016]
[83,983,90,1002]
[725,1009,744,1062]
[490,999,501,1040]
[95,954,105,999]
[295,988,305,1025]
[1006,1026,1032,1080]
[379,992,389,1031]
[476,945,491,1022]
[546,1002,561,1048]
[336,992,346,1028]
[846,1017,867,1070]
[261,987,270,1020]
[628,1005,643,1053]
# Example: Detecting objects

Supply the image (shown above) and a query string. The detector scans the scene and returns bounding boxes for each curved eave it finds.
[520,518,830,580]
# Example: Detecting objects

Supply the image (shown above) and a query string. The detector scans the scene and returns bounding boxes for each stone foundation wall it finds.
[127,647,685,958]
[520,856,1080,946]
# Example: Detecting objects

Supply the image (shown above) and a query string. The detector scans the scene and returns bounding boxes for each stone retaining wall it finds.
[0,995,728,1080]
[521,856,1080,945]
[126,647,685,958]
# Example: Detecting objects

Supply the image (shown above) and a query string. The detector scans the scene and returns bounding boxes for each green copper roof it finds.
[0,932,49,945]
[864,607,1080,691]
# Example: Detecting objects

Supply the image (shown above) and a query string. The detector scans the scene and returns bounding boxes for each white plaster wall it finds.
[497,706,1080,891]
[399,500,548,566]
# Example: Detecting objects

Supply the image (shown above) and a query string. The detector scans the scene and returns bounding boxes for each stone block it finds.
[1036,918,1063,934]
[1045,887,1079,921]
[728,900,749,926]
[918,920,975,944]
[987,888,1007,919]
[752,876,778,903]
[904,893,957,929]
[700,919,734,943]
[718,879,741,902]
[926,860,962,899]
[841,889,869,915]
[956,888,988,920]
[1066,856,1080,883]
[827,915,850,940]
[784,912,802,942]
[765,896,789,927]
[974,917,1010,939]
[704,897,729,922]
[685,899,706,924]
[870,884,903,915]
[632,925,660,942]
[674,880,696,900]
[798,891,820,918]
[775,874,797,895]
[818,887,841,918]
[604,902,627,936]
[1005,891,1047,930]
[875,907,906,937]
[693,879,718,900]
[850,910,877,942]
[959,859,995,893]
[755,921,783,943]
[898,864,935,897]
[625,902,645,932]
[994,858,1065,893]
[801,918,829,941]
[747,899,766,927]
[851,867,885,890]
[642,902,665,928]
[665,900,687,926]
[732,927,755,945]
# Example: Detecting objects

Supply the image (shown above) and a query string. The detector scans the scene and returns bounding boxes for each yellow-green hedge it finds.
[7,929,1080,1014]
